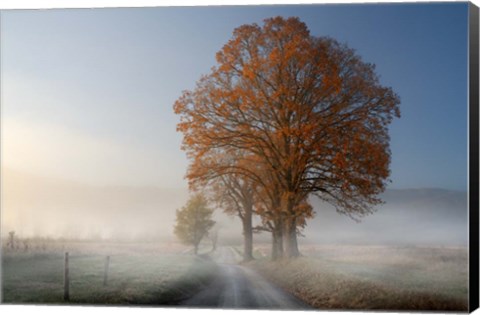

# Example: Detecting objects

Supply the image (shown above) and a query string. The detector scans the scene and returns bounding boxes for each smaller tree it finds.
[210,174,256,261]
[208,223,222,252]
[174,194,215,255]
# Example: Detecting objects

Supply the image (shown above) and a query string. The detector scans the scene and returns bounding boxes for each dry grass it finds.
[249,245,468,311]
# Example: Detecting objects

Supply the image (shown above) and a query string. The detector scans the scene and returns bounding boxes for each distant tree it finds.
[174,194,215,255]
[22,238,29,252]
[175,17,400,258]
[7,231,15,250]
[208,223,222,252]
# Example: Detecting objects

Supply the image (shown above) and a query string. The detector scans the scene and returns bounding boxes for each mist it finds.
[301,189,468,247]
[1,168,189,240]
[1,167,467,248]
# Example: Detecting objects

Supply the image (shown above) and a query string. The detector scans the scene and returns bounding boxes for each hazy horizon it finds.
[1,167,468,247]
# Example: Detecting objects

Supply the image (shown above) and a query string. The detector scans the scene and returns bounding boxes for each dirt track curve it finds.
[181,247,312,310]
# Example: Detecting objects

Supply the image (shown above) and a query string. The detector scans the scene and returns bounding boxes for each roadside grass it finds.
[248,245,468,311]
[2,242,217,305]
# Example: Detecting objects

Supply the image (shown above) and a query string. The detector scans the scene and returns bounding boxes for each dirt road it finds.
[181,247,312,310]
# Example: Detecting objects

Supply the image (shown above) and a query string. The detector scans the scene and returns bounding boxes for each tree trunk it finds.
[271,225,284,260]
[242,217,254,261]
[284,217,300,258]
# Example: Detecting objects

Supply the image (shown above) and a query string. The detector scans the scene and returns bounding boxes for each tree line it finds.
[174,17,400,260]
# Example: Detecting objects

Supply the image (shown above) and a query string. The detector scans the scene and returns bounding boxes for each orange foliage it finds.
[174,17,400,255]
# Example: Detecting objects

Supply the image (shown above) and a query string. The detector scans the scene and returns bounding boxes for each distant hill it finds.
[302,188,468,246]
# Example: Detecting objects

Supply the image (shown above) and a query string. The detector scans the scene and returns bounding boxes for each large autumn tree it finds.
[175,17,400,258]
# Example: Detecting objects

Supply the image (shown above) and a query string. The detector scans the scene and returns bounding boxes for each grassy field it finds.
[1,241,217,305]
[2,240,469,311]
[249,244,468,311]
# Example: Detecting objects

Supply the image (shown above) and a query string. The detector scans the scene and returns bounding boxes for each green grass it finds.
[2,247,217,305]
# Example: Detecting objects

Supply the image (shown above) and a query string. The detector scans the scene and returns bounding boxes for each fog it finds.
[1,168,189,240]
[303,189,468,246]
[1,168,467,247]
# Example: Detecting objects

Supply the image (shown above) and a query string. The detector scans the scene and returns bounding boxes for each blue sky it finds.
[0,3,469,190]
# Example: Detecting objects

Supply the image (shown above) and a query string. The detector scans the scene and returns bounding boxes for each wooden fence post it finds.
[64,252,70,301]
[103,255,110,286]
